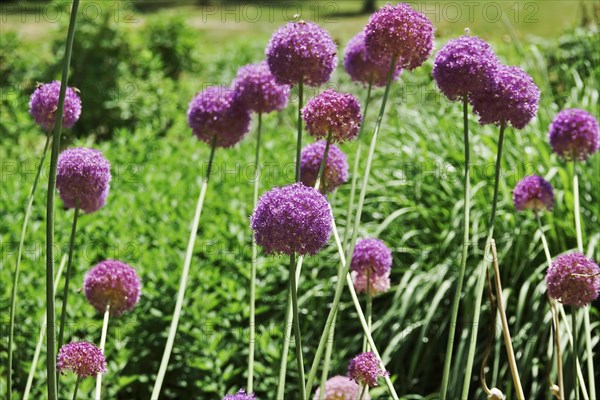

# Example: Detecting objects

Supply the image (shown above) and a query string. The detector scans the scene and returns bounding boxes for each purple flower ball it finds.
[232,61,291,114]
[433,35,499,101]
[546,252,600,307]
[84,260,141,317]
[364,3,434,71]
[300,141,349,193]
[187,87,251,148]
[57,341,107,378]
[302,89,362,143]
[344,31,402,87]
[266,21,337,87]
[313,375,369,400]
[548,109,599,161]
[352,270,391,295]
[347,352,387,388]
[223,389,255,400]
[512,175,554,212]
[251,183,333,256]
[56,148,111,214]
[351,238,393,277]
[29,80,81,131]
[471,65,540,129]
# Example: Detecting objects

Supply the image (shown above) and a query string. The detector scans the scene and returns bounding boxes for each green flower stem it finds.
[247,112,262,393]
[558,305,590,400]
[315,131,332,192]
[289,253,306,399]
[23,255,67,400]
[151,135,217,399]
[462,122,506,399]
[358,384,367,400]
[295,79,304,182]
[489,239,525,399]
[572,306,580,400]
[8,133,51,400]
[95,304,110,400]
[72,376,81,400]
[318,308,337,400]
[45,2,80,398]
[57,204,80,355]
[440,96,471,400]
[362,270,372,353]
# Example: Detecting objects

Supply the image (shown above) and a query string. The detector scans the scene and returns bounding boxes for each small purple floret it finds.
[548,108,599,161]
[313,375,368,400]
[300,141,349,193]
[512,175,554,212]
[344,31,402,87]
[29,80,81,131]
[222,389,255,400]
[302,89,362,143]
[84,260,141,317]
[57,341,107,378]
[546,252,600,307]
[232,61,290,114]
[347,351,387,388]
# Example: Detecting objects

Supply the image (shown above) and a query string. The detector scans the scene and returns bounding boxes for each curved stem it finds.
[440,96,471,400]
[462,122,505,399]
[289,253,306,398]
[72,376,81,400]
[8,134,51,400]
[45,2,80,398]
[572,306,580,400]
[95,304,110,400]
[151,136,217,399]
[295,79,304,182]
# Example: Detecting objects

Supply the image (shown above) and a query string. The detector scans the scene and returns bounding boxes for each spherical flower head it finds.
[352,270,391,295]
[471,65,540,129]
[347,352,387,387]
[302,89,362,143]
[364,3,434,71]
[433,35,499,101]
[232,61,291,113]
[251,183,333,256]
[512,175,554,212]
[300,141,349,193]
[546,252,600,307]
[313,375,369,400]
[351,238,393,277]
[266,21,337,86]
[548,109,599,161]
[84,260,141,317]
[223,389,255,400]
[343,31,402,87]
[57,341,106,378]
[29,80,81,131]
[56,147,111,214]
[187,86,251,148]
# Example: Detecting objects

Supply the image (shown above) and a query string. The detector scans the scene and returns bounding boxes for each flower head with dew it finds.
[57,341,106,378]
[546,252,600,307]
[266,20,337,86]
[300,141,349,193]
[56,147,111,214]
[512,175,554,212]
[302,89,362,143]
[548,108,599,161]
[222,389,255,400]
[313,375,370,400]
[84,260,141,317]
[471,65,540,129]
[251,183,333,256]
[187,86,251,148]
[433,35,499,101]
[29,80,81,131]
[232,61,291,114]
[344,31,402,87]
[364,3,434,70]
[347,351,388,387]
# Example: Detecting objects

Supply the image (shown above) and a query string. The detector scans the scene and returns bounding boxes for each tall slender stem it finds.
[45,2,80,398]
[558,305,590,400]
[573,171,584,254]
[289,253,306,398]
[315,131,332,192]
[357,384,367,400]
[72,376,81,400]
[295,79,304,182]
[247,112,262,393]
[462,121,506,399]
[8,134,51,400]
[440,96,471,399]
[318,308,337,400]
[362,270,372,353]
[95,304,110,400]
[151,136,217,399]
[572,306,580,400]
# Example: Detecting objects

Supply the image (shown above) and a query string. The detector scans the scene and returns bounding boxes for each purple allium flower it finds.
[548,109,599,161]
[364,3,434,71]
[57,341,107,378]
[29,80,81,131]
[223,389,255,400]
[351,238,393,277]
[56,147,111,214]
[302,89,362,143]
[84,260,141,317]
[266,21,337,87]
[313,375,369,400]
[300,141,349,193]
[187,87,251,148]
[512,175,554,212]
[471,65,540,129]
[251,183,333,256]
[352,270,391,295]
[344,31,403,87]
[232,61,291,114]
[432,35,499,101]
[546,252,600,307]
[347,352,387,388]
